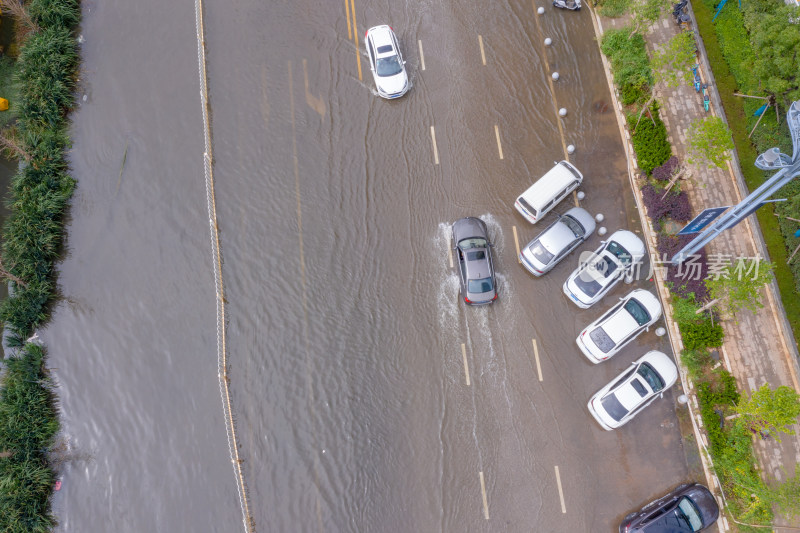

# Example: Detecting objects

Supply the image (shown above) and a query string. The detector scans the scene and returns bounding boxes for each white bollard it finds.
[538,6,545,13]
[544,37,552,46]
[656,327,667,337]
[595,213,604,223]
[559,107,567,117]
[567,144,575,154]
[677,394,689,405]
[598,226,607,236]
[576,191,585,200]
[552,72,560,81]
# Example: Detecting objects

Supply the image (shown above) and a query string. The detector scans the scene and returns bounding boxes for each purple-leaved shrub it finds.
[656,233,710,300]
[652,156,679,181]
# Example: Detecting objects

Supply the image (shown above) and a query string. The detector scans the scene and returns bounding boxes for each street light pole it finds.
[671,100,800,265]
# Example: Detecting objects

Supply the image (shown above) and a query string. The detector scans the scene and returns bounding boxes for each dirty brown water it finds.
[41,0,693,531]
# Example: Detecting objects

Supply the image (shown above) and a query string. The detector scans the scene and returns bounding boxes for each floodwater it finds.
[43,0,692,531]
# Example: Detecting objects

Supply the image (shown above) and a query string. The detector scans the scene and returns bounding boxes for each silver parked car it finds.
[576,289,662,364]
[587,351,678,430]
[365,25,409,99]
[452,217,497,305]
[562,229,646,309]
[519,207,596,276]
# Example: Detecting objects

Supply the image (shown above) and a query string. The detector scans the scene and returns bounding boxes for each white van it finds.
[514,161,584,224]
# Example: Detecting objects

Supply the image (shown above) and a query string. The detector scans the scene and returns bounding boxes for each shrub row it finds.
[0,0,81,531]
[600,28,652,105]
[0,344,59,533]
[627,105,672,175]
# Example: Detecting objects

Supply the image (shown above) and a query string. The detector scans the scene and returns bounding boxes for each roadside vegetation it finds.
[0,0,80,530]
[600,11,800,529]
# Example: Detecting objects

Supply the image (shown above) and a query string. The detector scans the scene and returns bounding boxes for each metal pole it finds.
[671,101,800,265]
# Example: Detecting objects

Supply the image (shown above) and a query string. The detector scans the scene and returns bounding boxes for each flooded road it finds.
[44,0,690,531]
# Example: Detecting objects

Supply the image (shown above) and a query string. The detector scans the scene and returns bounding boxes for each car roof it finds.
[464,249,492,279]
[600,308,640,344]
[367,25,396,55]
[613,373,654,411]
[539,219,577,253]
[517,161,583,211]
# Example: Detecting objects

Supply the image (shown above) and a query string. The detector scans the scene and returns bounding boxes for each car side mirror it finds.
[600,240,607,244]
[645,326,650,332]
[403,60,407,64]
[660,393,664,398]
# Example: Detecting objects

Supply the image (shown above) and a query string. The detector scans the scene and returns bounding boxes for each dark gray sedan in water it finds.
[620,483,719,532]
[452,217,497,305]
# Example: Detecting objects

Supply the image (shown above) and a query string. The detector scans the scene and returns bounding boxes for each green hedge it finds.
[628,103,672,175]
[600,27,653,105]
[0,344,59,533]
[0,0,80,530]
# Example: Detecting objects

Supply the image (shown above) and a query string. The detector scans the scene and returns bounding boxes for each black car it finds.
[620,483,719,532]
[452,217,497,305]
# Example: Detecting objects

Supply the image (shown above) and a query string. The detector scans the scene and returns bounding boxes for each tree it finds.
[734,384,800,442]
[704,257,774,316]
[686,116,735,168]
[651,31,697,88]
[743,3,800,105]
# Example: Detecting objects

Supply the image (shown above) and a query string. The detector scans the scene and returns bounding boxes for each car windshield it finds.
[606,241,633,266]
[459,237,487,250]
[676,497,704,531]
[637,362,665,392]
[528,240,554,264]
[624,298,651,326]
[589,327,615,353]
[468,277,494,294]
[561,215,585,238]
[600,393,629,422]
[376,55,403,76]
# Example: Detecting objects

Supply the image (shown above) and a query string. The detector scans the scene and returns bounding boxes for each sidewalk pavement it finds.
[592,7,800,529]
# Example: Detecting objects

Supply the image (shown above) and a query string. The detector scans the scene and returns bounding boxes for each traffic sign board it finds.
[676,206,729,235]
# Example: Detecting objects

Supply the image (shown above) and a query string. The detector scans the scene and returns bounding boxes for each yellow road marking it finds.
[478,35,487,65]
[289,60,325,533]
[530,0,569,161]
[418,39,426,71]
[461,343,471,386]
[479,471,490,519]
[494,124,504,160]
[512,225,521,263]
[344,0,351,40]
[532,339,543,381]
[350,0,362,81]
[303,59,326,118]
[554,466,566,513]
[430,126,440,165]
